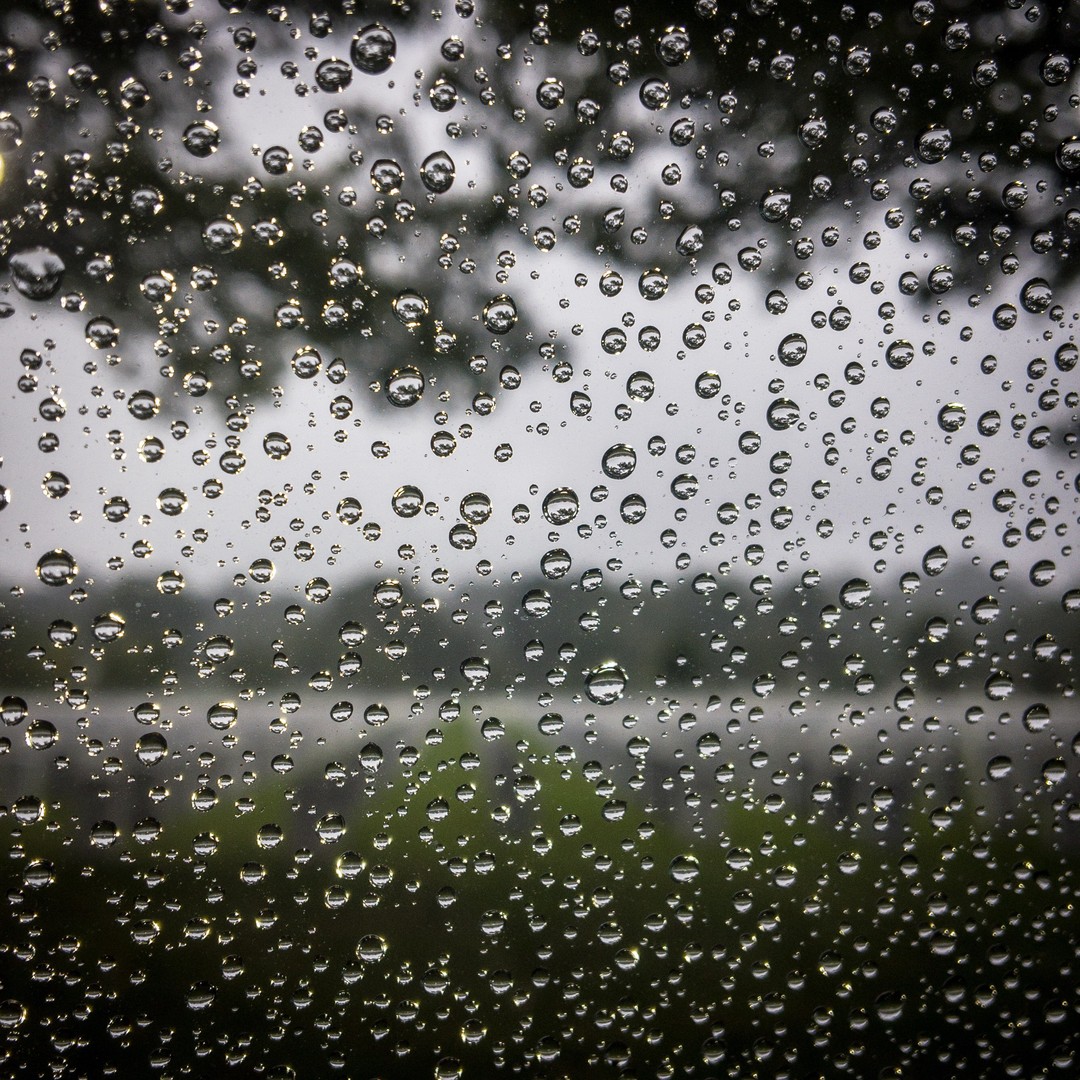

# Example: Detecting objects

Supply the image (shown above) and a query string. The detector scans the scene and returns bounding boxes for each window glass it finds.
[1,1,1077,1076]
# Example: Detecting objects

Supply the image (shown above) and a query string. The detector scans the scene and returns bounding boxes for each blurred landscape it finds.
[0,0,1078,1077]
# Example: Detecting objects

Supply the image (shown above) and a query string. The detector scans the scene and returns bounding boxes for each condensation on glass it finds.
[0,0,1077,1077]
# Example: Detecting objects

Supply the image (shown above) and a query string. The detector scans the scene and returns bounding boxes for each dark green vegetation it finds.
[1,710,1076,1078]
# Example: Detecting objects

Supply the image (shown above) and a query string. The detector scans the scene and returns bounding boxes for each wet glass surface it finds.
[0,1,1078,1076]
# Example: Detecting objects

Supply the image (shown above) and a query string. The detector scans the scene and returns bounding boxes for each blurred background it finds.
[0,0,1077,1076]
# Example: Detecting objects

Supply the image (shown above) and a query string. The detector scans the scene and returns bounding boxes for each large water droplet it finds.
[670,855,700,883]
[386,366,424,406]
[586,662,627,705]
[420,151,456,194]
[602,444,637,480]
[9,246,65,300]
[36,549,77,587]
[392,289,428,328]
[207,702,238,731]
[315,58,352,93]
[351,24,396,74]
[483,294,517,334]
[840,578,871,609]
[136,733,168,766]
[778,333,807,367]
[542,488,579,525]
[182,121,220,157]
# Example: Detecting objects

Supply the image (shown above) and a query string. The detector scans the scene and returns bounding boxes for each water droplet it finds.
[726,848,752,871]
[875,992,904,1022]
[42,471,70,498]
[522,590,551,617]
[1056,135,1080,174]
[585,662,627,705]
[627,372,654,401]
[85,316,119,349]
[619,494,647,524]
[657,26,691,65]
[992,304,1017,331]
[602,444,637,480]
[262,145,292,175]
[0,1001,27,1029]
[156,487,187,516]
[759,188,792,221]
[207,702,238,731]
[922,546,949,576]
[886,340,914,369]
[670,855,700,883]
[483,294,517,334]
[1020,277,1052,313]
[36,549,77,587]
[420,151,455,194]
[291,345,322,379]
[392,289,428,328]
[370,158,404,194]
[542,488,579,525]
[460,492,492,524]
[157,571,185,595]
[1030,560,1056,587]
[633,267,666,302]
[984,670,1014,701]
[351,24,396,74]
[777,333,807,367]
[202,216,243,253]
[386,366,424,406]
[391,485,423,518]
[315,57,352,93]
[316,814,346,843]
[917,125,952,162]
[136,732,168,766]
[1023,704,1051,733]
[937,402,966,432]
[927,264,954,294]
[90,821,120,848]
[182,121,219,157]
[9,246,64,300]
[460,657,490,686]
[248,558,275,584]
[670,474,699,500]
[93,612,126,642]
[840,578,871,609]
[798,115,828,149]
[536,77,565,109]
[540,548,571,579]
[263,432,291,459]
[639,78,671,111]
[766,398,800,430]
[330,498,361,529]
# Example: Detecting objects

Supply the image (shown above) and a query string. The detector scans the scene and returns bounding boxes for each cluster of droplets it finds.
[0,2,1078,1078]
